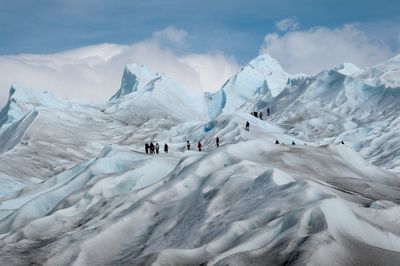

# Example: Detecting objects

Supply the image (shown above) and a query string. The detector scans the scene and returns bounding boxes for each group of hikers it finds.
[144,105,346,154]
[144,110,347,154]
[246,107,272,131]
[186,140,203,151]
[275,139,298,145]
[145,137,221,154]
[145,142,168,154]
[186,136,220,151]
[273,139,344,146]
[251,107,270,120]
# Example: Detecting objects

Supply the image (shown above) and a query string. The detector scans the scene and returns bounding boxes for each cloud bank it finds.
[0,26,240,105]
[260,24,394,74]
[0,24,397,107]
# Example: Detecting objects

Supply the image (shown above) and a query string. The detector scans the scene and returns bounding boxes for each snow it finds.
[334,62,362,76]
[0,53,400,265]
[205,54,290,118]
[357,53,400,88]
[110,64,157,100]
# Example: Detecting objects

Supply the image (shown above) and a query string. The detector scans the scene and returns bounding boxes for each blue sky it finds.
[1,0,399,62]
[0,0,399,103]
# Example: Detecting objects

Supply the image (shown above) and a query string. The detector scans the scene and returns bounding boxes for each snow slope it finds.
[0,113,399,265]
[263,69,400,170]
[0,54,399,265]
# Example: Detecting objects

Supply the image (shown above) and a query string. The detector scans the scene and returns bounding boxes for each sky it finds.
[0,0,399,104]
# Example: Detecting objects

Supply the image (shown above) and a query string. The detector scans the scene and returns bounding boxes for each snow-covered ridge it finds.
[7,85,67,107]
[357,53,400,88]
[0,53,400,265]
[334,62,362,76]
[0,85,70,129]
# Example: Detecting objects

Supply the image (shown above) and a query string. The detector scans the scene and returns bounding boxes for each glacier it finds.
[0,53,399,265]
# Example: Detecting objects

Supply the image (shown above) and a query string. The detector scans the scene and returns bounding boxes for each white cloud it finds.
[275,17,300,32]
[260,24,394,75]
[152,26,189,48]
[0,27,240,106]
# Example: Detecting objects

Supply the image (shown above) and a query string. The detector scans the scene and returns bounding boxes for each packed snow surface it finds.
[0,53,399,265]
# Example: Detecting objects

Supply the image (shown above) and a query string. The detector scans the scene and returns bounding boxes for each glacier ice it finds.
[0,53,399,265]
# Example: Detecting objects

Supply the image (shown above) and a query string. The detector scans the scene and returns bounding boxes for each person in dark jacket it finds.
[145,143,149,154]
[275,139,279,144]
[292,141,296,145]
[197,141,203,151]
[245,121,250,131]
[216,137,220,147]
[186,141,191,150]
[155,142,160,154]
[259,111,263,120]
[150,142,155,154]
[164,143,169,153]
[267,107,270,116]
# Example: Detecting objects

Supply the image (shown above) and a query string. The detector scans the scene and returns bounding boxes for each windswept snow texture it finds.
[0,53,400,266]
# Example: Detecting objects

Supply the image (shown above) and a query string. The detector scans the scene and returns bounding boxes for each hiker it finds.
[216,137,220,147]
[145,143,149,154]
[245,121,250,131]
[155,142,160,154]
[275,139,279,144]
[186,141,191,150]
[254,111,258,118]
[259,111,263,120]
[267,107,270,116]
[150,142,155,154]
[197,141,203,151]
[341,140,344,145]
[164,143,169,153]
[292,141,296,145]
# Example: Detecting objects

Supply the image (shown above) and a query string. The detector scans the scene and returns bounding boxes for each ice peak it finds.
[248,53,288,75]
[125,63,155,79]
[242,53,290,97]
[334,62,361,76]
[204,54,291,118]
[110,64,158,100]
[249,53,277,63]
